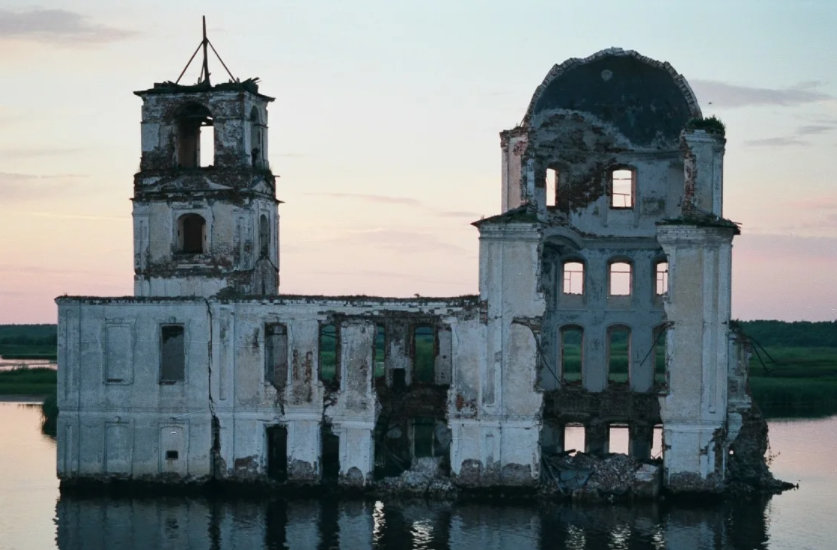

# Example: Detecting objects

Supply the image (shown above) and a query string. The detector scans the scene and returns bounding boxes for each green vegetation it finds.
[0,367,57,395]
[41,393,58,437]
[0,324,57,360]
[686,115,726,135]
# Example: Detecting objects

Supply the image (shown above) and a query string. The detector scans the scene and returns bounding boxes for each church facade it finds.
[56,47,765,494]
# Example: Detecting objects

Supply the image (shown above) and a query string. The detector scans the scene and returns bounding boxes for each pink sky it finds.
[1,2,836,323]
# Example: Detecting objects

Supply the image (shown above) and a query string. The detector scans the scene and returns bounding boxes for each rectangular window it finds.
[610,168,634,209]
[160,325,185,383]
[656,261,669,296]
[609,262,632,296]
[318,324,338,386]
[105,324,132,383]
[413,417,435,458]
[562,261,584,295]
[560,327,583,383]
[654,326,667,385]
[607,326,631,385]
[413,326,435,384]
[374,324,386,380]
[546,168,558,207]
[265,323,288,389]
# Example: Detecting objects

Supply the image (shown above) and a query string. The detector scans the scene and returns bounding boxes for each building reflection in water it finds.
[55,495,770,550]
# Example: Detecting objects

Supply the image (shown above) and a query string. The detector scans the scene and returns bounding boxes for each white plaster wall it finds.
[56,299,213,480]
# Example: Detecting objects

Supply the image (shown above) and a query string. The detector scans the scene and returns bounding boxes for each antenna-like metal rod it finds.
[175,41,203,84]
[201,16,210,85]
[207,40,236,82]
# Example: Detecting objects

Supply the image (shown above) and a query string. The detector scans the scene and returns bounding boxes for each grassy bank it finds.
[0,324,57,360]
[748,346,837,418]
[0,368,57,395]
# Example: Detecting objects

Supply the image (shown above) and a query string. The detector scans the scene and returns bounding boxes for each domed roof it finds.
[524,48,702,146]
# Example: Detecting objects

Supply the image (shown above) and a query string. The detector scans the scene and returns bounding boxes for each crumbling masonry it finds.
[56,48,774,495]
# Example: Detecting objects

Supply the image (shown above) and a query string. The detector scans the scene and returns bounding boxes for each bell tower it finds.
[132,18,279,297]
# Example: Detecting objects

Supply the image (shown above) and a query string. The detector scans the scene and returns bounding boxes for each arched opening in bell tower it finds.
[250,107,264,168]
[259,214,270,258]
[178,214,206,254]
[175,103,214,168]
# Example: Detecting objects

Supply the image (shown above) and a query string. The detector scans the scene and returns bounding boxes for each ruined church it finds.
[56,45,769,495]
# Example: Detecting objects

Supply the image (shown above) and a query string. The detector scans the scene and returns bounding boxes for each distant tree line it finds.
[735,320,837,348]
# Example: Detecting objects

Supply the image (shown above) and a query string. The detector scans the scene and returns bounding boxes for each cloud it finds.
[796,124,837,136]
[311,193,485,219]
[310,192,423,207]
[743,119,837,148]
[0,172,88,202]
[690,80,832,108]
[437,210,483,218]
[744,136,809,148]
[318,227,467,255]
[736,234,837,259]
[0,148,85,160]
[0,9,136,44]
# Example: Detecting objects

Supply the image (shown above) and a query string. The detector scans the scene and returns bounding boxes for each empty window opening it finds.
[413,326,435,384]
[546,168,558,207]
[655,261,669,296]
[609,262,632,296]
[175,103,213,168]
[321,426,340,482]
[651,425,664,459]
[564,424,585,456]
[607,326,631,385]
[178,214,206,254]
[608,425,630,455]
[560,326,583,383]
[199,125,214,167]
[165,450,179,460]
[610,168,634,209]
[259,214,270,259]
[413,417,436,459]
[265,323,288,389]
[266,425,288,481]
[562,261,584,295]
[250,107,263,168]
[540,422,563,455]
[653,326,667,385]
[318,324,339,386]
[373,324,386,380]
[160,325,185,383]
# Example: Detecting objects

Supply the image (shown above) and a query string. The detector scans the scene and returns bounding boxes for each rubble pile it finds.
[541,452,661,501]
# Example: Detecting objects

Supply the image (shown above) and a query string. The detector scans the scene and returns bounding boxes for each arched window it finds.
[259,214,270,258]
[250,107,263,168]
[559,325,583,383]
[608,261,632,297]
[607,325,631,385]
[175,103,213,168]
[545,168,558,208]
[610,167,635,209]
[178,214,206,254]
[562,260,584,295]
[655,260,669,296]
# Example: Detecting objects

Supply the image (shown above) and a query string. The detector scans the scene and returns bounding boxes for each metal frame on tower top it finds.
[175,16,237,86]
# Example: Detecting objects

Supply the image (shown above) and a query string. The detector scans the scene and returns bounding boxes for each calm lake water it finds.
[0,401,834,550]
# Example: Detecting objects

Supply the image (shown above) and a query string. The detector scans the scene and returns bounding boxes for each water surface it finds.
[0,402,834,550]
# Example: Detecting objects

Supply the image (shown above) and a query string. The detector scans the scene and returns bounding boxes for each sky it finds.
[1,0,836,324]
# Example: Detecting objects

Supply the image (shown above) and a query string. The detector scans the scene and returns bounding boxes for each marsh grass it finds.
[0,368,57,395]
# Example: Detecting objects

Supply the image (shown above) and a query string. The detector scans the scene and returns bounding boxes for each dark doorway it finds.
[266,425,287,481]
[321,426,340,482]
